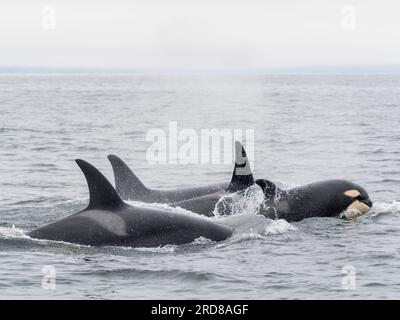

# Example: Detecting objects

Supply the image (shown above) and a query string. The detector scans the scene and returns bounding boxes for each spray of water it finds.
[213,184,264,217]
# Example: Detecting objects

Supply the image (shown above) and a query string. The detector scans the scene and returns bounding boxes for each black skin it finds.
[29,142,254,247]
[255,179,373,222]
[107,141,252,204]
[29,205,233,247]
[123,184,228,204]
[108,154,227,203]
[28,160,233,247]
[171,192,224,217]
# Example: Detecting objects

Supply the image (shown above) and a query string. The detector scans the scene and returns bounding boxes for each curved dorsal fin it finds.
[255,179,278,198]
[226,141,254,192]
[75,159,125,209]
[107,155,149,200]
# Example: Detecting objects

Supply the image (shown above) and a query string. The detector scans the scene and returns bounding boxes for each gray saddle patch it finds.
[82,210,129,236]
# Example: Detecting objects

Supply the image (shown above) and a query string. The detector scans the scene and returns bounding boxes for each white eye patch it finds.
[344,190,360,198]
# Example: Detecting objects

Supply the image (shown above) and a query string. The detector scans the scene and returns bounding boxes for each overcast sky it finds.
[1,0,400,70]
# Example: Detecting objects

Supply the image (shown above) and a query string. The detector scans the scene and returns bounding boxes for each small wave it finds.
[133,244,178,254]
[217,218,296,247]
[79,267,216,282]
[128,237,216,253]
[363,282,388,288]
[30,163,58,168]
[216,232,265,248]
[369,178,400,184]
[263,219,297,235]
[191,236,215,245]
[231,232,267,243]
[0,127,42,134]
[369,201,400,217]
[0,225,30,240]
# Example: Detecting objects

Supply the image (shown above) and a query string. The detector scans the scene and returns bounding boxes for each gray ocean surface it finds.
[0,74,400,299]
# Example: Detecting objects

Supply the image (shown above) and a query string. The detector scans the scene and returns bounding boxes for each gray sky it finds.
[1,0,400,70]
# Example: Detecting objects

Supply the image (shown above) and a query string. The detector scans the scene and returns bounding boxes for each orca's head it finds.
[256,178,373,219]
[306,179,373,219]
[338,181,372,219]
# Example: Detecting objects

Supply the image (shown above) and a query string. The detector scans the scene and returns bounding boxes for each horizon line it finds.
[2,65,400,75]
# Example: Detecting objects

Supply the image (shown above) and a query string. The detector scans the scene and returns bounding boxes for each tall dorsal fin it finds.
[226,141,254,192]
[75,159,125,209]
[107,155,149,200]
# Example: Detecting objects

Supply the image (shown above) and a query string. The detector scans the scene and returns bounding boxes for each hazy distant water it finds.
[1,73,400,299]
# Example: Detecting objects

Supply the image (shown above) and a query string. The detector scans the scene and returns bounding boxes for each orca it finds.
[107,141,250,204]
[107,156,227,203]
[255,179,373,222]
[170,142,255,217]
[28,160,235,247]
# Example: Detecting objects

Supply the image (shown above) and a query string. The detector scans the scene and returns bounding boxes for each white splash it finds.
[369,201,400,217]
[191,236,214,245]
[216,217,296,248]
[125,200,211,219]
[213,184,264,217]
[0,225,30,240]
[134,244,177,253]
[263,219,297,235]
[215,231,265,248]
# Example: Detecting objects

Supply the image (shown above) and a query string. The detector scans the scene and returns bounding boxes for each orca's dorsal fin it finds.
[107,155,149,200]
[226,141,254,192]
[75,159,125,209]
[255,179,278,198]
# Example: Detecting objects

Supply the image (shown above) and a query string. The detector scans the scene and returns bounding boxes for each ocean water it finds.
[0,73,400,299]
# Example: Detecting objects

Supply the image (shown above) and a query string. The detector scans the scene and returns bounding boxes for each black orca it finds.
[107,156,227,203]
[28,160,235,247]
[170,142,255,217]
[107,141,251,204]
[255,179,373,222]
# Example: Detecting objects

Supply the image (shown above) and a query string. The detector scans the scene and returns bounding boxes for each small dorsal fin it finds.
[75,159,125,209]
[226,141,254,192]
[255,179,278,198]
[107,155,150,200]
